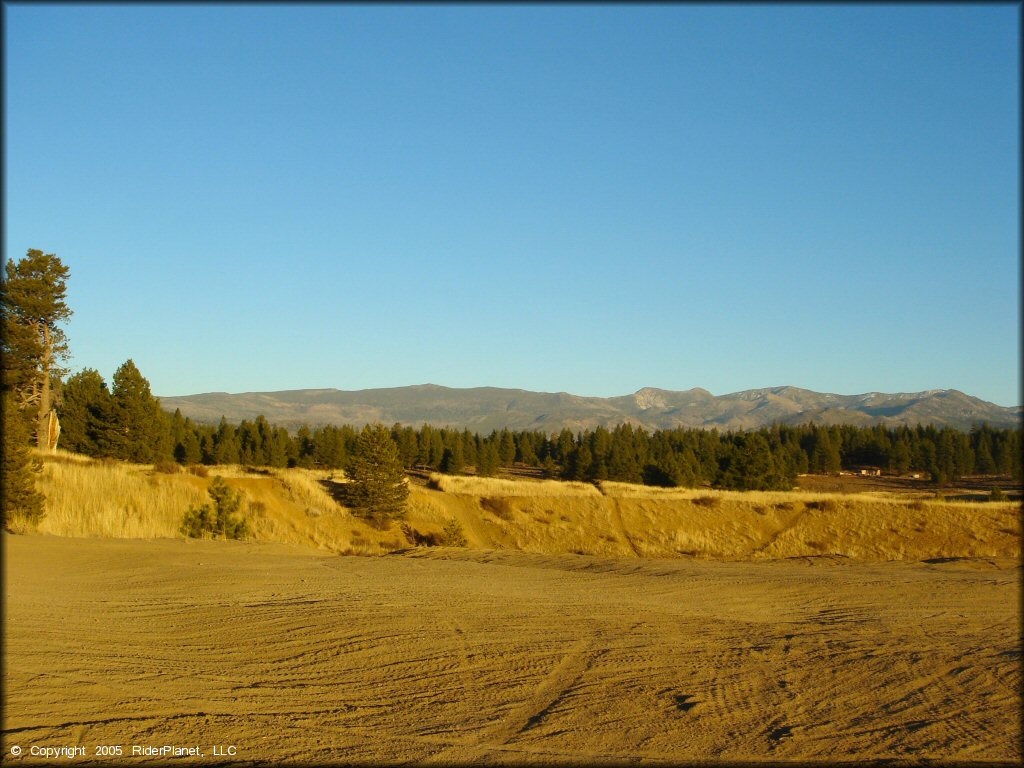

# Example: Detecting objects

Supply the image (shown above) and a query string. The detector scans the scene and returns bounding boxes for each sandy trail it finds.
[3,534,1020,765]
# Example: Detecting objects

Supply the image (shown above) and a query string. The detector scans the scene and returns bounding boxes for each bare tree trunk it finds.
[36,324,51,451]
[47,410,61,452]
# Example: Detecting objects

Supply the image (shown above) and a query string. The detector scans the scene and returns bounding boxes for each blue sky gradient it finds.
[4,5,1019,405]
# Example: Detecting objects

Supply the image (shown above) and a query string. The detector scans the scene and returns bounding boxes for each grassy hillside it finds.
[28,450,1021,561]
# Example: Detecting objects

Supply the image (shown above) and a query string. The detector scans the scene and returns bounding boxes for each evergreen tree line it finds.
[57,362,1022,490]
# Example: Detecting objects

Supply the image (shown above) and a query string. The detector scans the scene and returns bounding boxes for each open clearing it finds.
[4,534,1019,765]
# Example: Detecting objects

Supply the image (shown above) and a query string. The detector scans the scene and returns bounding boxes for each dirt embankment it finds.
[29,453,1021,562]
[405,474,1021,562]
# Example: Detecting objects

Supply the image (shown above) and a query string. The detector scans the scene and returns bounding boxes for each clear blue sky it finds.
[4,4,1020,406]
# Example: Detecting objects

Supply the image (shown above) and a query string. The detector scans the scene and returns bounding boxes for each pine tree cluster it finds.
[56,363,1024,492]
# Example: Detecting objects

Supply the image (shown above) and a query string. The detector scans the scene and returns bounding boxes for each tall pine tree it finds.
[1,249,72,451]
[347,424,409,524]
[110,360,169,463]
[56,368,112,456]
[2,391,45,530]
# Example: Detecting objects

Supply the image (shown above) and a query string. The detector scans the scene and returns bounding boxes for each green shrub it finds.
[691,495,720,508]
[439,518,468,547]
[990,487,1007,502]
[180,476,249,540]
[805,499,838,512]
[481,496,514,520]
[154,459,179,474]
[400,523,441,547]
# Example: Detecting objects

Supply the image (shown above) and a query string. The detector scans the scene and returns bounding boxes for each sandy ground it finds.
[3,534,1020,765]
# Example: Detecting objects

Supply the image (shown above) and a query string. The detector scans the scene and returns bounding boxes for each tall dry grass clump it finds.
[41,448,96,465]
[430,473,601,497]
[598,481,861,507]
[37,457,205,538]
[272,467,348,518]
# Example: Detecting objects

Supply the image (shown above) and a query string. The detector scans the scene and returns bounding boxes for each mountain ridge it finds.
[159,384,1021,432]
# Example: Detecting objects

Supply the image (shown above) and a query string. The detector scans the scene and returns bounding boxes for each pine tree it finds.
[312,426,344,468]
[714,433,777,490]
[992,432,1014,476]
[809,429,842,474]
[416,425,445,469]
[439,442,465,474]
[2,391,45,530]
[556,428,575,470]
[476,440,500,477]
[237,420,257,464]
[268,426,291,468]
[110,360,168,463]
[975,433,996,475]
[177,430,202,465]
[888,436,912,475]
[935,429,957,484]
[212,418,240,465]
[295,425,315,468]
[569,443,593,481]
[57,368,111,456]
[497,429,516,465]
[255,416,275,465]
[608,425,642,483]
[953,432,974,478]
[461,428,478,468]
[428,429,445,468]
[1006,430,1022,481]
[200,432,216,465]
[1,249,72,451]
[590,426,611,468]
[394,425,418,468]
[347,424,409,525]
[180,475,249,539]
[515,432,538,465]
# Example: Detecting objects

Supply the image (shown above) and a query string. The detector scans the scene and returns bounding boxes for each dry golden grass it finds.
[430,472,602,497]
[601,480,887,505]
[37,458,205,539]
[32,454,406,555]
[27,452,1021,562]
[40,447,97,465]
[270,467,346,516]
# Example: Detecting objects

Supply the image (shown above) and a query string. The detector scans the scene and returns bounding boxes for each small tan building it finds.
[856,466,882,477]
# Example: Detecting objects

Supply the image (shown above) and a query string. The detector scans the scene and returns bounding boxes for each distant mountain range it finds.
[159,384,1021,433]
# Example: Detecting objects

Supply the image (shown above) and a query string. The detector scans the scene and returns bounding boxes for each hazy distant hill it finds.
[159,384,1021,432]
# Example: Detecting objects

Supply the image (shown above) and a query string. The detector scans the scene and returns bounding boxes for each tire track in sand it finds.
[422,634,597,763]
[748,504,810,558]
[609,497,641,558]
